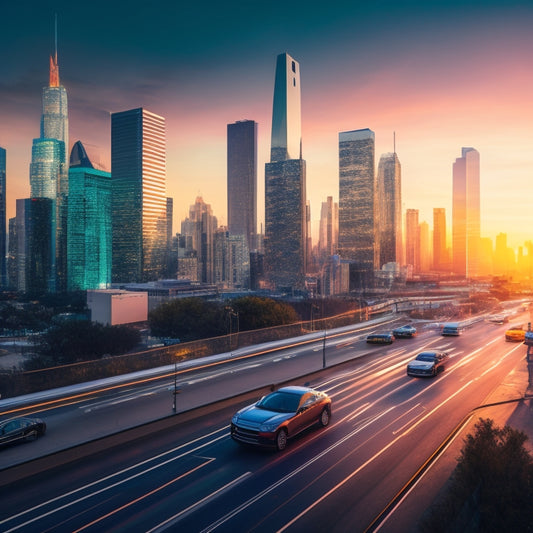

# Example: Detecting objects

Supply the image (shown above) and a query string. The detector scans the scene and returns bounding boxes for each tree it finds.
[26,321,141,367]
[231,296,299,331]
[148,298,226,341]
[421,418,533,532]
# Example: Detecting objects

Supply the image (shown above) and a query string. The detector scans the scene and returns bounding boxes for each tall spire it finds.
[49,14,59,87]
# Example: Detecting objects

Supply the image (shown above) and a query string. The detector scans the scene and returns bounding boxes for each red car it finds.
[231,386,331,451]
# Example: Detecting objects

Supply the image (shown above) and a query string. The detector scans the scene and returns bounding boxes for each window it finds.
[292,61,296,73]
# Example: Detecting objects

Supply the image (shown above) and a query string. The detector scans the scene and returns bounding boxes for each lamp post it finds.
[225,306,239,352]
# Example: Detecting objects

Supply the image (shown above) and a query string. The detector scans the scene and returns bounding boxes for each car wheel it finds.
[276,428,288,451]
[319,408,330,427]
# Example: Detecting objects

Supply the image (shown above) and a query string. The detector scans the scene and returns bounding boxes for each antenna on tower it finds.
[54,13,58,62]
[393,131,396,154]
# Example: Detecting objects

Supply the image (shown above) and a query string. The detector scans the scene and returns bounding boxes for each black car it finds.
[407,351,449,377]
[392,325,417,338]
[231,386,331,451]
[0,417,46,447]
[366,332,394,345]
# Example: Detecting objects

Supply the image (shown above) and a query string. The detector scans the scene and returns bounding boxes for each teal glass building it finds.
[67,142,111,291]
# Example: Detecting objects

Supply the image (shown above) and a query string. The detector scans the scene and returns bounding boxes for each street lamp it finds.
[225,306,239,352]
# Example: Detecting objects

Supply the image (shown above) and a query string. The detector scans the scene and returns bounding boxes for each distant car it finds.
[0,417,46,447]
[366,333,395,345]
[488,314,508,325]
[392,325,417,338]
[441,322,463,336]
[407,350,449,377]
[231,386,331,451]
[505,325,526,342]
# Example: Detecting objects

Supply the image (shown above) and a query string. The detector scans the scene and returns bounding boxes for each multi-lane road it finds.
[0,313,529,532]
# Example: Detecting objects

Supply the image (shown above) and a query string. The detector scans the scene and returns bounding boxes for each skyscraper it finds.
[16,198,54,294]
[433,207,447,271]
[181,197,218,283]
[227,120,257,251]
[67,141,111,291]
[376,152,402,268]
[265,53,307,291]
[28,26,69,292]
[452,147,480,278]
[318,196,338,259]
[111,108,167,283]
[338,128,376,288]
[405,208,420,273]
[0,147,5,287]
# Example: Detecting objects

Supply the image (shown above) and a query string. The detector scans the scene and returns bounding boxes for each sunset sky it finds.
[1,0,533,249]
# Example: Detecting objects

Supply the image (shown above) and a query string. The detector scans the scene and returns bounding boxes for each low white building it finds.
[87,290,148,326]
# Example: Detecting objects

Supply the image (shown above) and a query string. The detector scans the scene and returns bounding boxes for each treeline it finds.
[148,296,299,342]
[23,321,141,369]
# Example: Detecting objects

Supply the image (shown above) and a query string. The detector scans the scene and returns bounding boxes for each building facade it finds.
[264,52,307,292]
[433,207,447,271]
[405,208,420,274]
[0,147,5,287]
[111,108,167,283]
[338,128,376,289]
[181,197,218,283]
[16,198,54,294]
[67,141,111,291]
[452,147,480,278]
[376,152,402,268]
[227,120,257,251]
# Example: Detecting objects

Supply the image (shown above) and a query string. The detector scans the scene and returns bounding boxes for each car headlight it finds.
[259,422,279,432]
[231,414,239,425]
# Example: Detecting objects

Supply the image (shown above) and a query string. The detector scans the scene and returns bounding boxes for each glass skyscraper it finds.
[433,207,447,271]
[452,147,480,278]
[67,141,111,291]
[227,120,257,251]
[265,52,307,292]
[27,45,69,292]
[16,198,54,294]
[376,152,402,268]
[405,208,420,273]
[111,108,167,283]
[338,128,376,288]
[0,147,5,287]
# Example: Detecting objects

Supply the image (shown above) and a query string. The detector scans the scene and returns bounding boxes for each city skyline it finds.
[1,2,533,248]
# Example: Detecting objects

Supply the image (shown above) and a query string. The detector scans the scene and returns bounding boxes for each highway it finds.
[0,313,530,532]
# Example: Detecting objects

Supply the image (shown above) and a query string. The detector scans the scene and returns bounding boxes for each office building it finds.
[405,208,420,273]
[67,141,111,291]
[227,120,257,251]
[419,220,431,272]
[214,230,250,289]
[15,198,54,294]
[265,52,307,292]
[0,147,5,286]
[338,128,376,288]
[376,152,402,268]
[111,108,167,283]
[452,147,480,278]
[27,36,69,292]
[433,208,447,271]
[318,196,338,259]
[181,197,218,283]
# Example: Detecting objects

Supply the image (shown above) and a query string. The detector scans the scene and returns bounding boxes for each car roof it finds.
[277,386,314,395]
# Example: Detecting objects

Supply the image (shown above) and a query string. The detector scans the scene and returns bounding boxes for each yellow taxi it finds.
[505,325,526,342]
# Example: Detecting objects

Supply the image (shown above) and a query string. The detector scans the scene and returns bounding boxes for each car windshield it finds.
[256,391,302,413]
[416,353,436,362]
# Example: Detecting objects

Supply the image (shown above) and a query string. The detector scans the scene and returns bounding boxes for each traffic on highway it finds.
[0,308,530,532]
